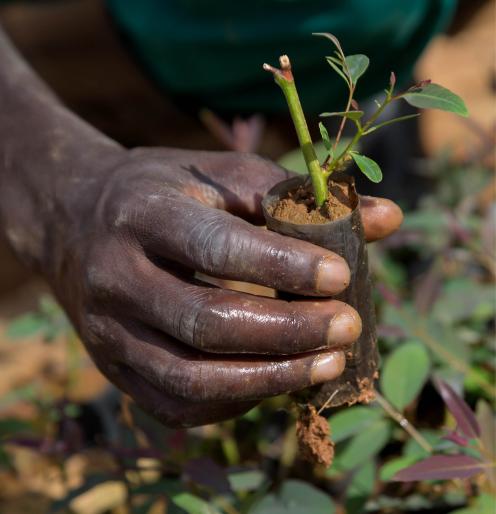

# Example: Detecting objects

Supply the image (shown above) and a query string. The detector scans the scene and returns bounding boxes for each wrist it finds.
[0,25,126,274]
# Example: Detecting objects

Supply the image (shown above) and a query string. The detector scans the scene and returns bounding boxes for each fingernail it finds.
[316,256,350,295]
[327,312,362,346]
[311,351,346,384]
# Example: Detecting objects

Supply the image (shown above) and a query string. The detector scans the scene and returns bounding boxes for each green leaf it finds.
[326,55,342,66]
[432,278,496,324]
[380,341,430,410]
[131,479,182,496]
[313,32,346,60]
[172,492,221,514]
[0,384,37,410]
[404,429,440,458]
[449,493,494,514]
[346,460,376,513]
[347,460,375,498]
[350,153,383,183]
[325,57,349,86]
[318,122,332,152]
[250,480,334,514]
[363,113,420,134]
[345,54,369,84]
[0,447,11,469]
[228,470,266,492]
[320,111,364,121]
[380,456,419,482]
[476,400,496,461]
[402,83,468,117]
[426,319,470,365]
[337,419,391,471]
[6,313,47,340]
[0,418,32,439]
[328,406,384,443]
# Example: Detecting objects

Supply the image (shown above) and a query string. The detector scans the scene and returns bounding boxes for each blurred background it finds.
[0,1,494,513]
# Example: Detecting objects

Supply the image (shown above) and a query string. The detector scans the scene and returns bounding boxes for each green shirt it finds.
[107,0,456,114]
[1,0,457,113]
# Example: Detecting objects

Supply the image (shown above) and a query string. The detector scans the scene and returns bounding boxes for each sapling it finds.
[263,32,468,207]
[261,34,468,467]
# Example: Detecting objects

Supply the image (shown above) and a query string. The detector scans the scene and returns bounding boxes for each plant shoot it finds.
[263,33,468,207]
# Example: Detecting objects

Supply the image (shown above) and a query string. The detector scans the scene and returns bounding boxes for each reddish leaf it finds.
[434,378,481,439]
[376,283,401,308]
[413,264,442,315]
[183,457,231,494]
[442,431,469,447]
[390,71,396,89]
[377,324,406,339]
[394,455,484,481]
[408,79,432,92]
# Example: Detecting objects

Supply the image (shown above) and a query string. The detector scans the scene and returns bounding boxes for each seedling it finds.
[263,33,468,207]
[261,35,469,465]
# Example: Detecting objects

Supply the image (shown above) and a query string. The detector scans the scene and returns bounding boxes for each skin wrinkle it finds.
[139,187,349,295]
[262,244,296,290]
[126,263,342,355]
[199,290,316,353]
[112,314,322,402]
[175,285,212,347]
[187,212,230,272]
[0,26,403,426]
[131,262,325,350]
[137,184,175,238]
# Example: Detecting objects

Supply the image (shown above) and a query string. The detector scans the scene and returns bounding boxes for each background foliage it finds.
[0,148,493,514]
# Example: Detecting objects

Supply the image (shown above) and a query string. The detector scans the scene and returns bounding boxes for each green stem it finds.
[374,391,433,454]
[332,86,354,153]
[324,127,362,178]
[265,57,327,206]
[362,93,393,131]
[324,92,394,178]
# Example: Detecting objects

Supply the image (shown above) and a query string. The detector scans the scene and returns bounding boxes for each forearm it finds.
[0,26,125,273]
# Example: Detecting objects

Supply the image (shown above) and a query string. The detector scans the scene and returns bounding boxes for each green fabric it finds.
[107,0,456,114]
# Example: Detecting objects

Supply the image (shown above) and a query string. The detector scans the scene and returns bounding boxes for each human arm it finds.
[0,26,402,427]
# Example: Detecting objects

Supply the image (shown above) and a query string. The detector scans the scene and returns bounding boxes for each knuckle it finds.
[83,256,113,298]
[82,240,134,301]
[165,361,216,402]
[83,313,114,350]
[185,211,234,272]
[98,183,144,236]
[95,162,181,237]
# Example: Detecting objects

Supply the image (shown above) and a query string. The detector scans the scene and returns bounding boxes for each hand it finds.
[0,29,402,426]
[47,148,401,427]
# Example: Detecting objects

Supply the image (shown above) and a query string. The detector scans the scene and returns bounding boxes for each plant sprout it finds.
[263,33,468,207]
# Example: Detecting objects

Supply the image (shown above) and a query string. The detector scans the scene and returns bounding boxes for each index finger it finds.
[136,191,350,296]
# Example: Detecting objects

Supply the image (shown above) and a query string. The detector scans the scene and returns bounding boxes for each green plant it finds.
[263,33,468,207]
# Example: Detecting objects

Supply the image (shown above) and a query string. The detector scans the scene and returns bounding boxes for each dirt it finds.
[270,180,353,224]
[295,404,334,467]
[356,377,377,404]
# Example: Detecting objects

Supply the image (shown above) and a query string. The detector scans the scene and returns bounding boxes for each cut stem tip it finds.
[279,55,291,70]
[263,56,293,81]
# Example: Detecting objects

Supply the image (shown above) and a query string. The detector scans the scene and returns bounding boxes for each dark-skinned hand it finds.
[0,28,403,427]
[51,149,402,427]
